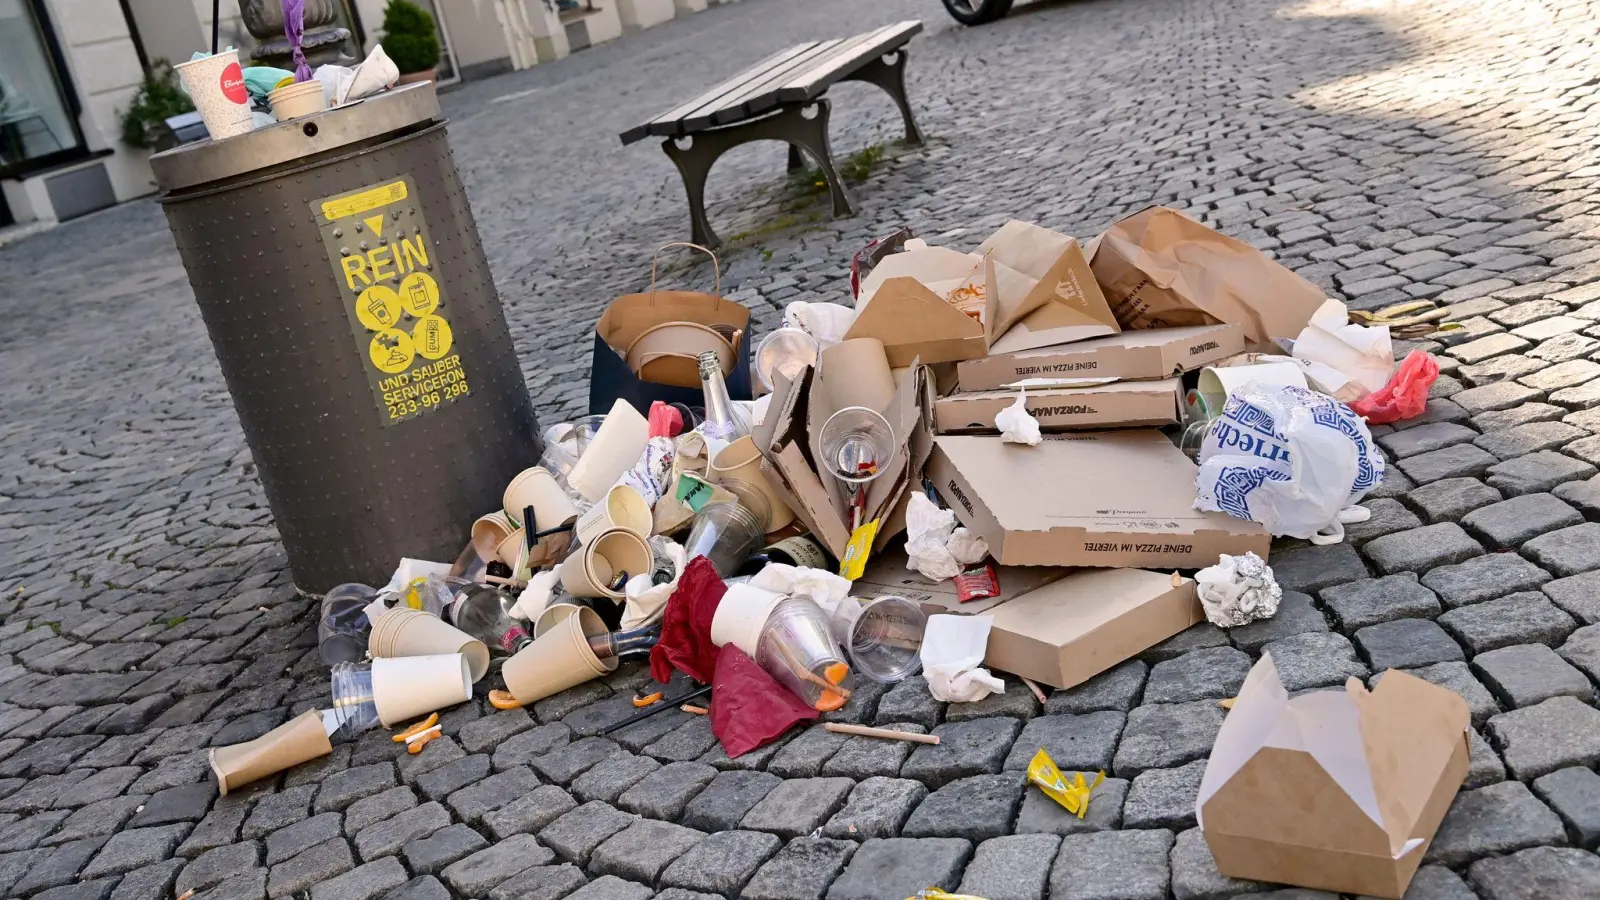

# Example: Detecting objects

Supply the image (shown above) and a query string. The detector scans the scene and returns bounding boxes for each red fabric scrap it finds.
[710,643,818,757]
[1350,349,1439,425]
[648,556,725,684]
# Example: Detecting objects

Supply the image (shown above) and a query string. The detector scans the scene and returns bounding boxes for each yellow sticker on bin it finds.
[838,519,880,581]
[1028,748,1103,818]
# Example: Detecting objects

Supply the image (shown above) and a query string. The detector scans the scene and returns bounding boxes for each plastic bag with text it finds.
[1348,350,1439,425]
[1195,385,1384,539]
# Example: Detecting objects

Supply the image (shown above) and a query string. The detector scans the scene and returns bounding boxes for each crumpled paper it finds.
[1196,552,1282,628]
[506,569,561,622]
[996,387,1042,446]
[313,45,398,106]
[784,300,857,349]
[921,614,1004,703]
[621,538,685,630]
[1292,298,1393,399]
[905,493,991,583]
[618,436,674,506]
[749,563,853,621]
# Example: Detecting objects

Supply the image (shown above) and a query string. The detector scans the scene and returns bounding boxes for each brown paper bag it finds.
[979,221,1120,354]
[1088,207,1325,349]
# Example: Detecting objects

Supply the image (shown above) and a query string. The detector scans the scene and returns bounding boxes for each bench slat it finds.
[619,43,820,144]
[682,39,847,131]
[706,28,892,127]
[773,20,923,104]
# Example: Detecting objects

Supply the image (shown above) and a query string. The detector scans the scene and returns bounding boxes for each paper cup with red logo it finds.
[175,50,253,140]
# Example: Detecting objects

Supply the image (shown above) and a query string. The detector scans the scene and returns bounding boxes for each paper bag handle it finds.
[650,242,722,301]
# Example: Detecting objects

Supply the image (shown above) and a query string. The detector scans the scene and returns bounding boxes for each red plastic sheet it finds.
[710,644,818,757]
[649,556,725,684]
[1349,349,1439,425]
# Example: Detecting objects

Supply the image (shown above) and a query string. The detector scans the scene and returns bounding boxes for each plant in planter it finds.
[119,60,195,150]
[383,0,441,82]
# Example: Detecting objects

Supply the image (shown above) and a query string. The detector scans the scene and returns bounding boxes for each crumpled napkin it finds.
[1196,552,1282,628]
[996,387,1041,446]
[506,569,561,622]
[749,563,853,621]
[1293,298,1393,399]
[621,538,685,630]
[904,493,989,582]
[921,614,1004,703]
[313,45,399,106]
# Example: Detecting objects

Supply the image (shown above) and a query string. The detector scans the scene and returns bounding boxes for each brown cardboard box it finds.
[851,552,1072,614]
[956,324,1244,393]
[926,430,1271,568]
[1197,655,1470,899]
[934,378,1183,434]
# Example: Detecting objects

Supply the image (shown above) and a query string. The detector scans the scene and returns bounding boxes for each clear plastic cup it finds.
[318,583,376,667]
[818,406,896,484]
[839,595,926,683]
[683,497,770,578]
[328,662,379,735]
[756,596,852,711]
[755,327,821,391]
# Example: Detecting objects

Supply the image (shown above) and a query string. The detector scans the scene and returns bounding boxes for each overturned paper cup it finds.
[1197,361,1307,413]
[710,582,785,658]
[210,708,333,795]
[370,653,472,726]
[576,484,653,544]
[709,436,796,533]
[503,466,578,531]
[502,606,618,705]
[533,599,586,639]
[560,527,652,599]
[368,607,490,683]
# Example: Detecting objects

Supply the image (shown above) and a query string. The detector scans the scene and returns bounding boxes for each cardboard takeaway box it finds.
[955,323,1244,392]
[926,429,1270,568]
[1198,654,1471,899]
[934,377,1183,433]
[846,221,1120,367]
[854,555,1202,690]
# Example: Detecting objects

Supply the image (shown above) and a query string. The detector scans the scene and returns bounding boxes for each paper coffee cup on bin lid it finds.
[174,49,253,141]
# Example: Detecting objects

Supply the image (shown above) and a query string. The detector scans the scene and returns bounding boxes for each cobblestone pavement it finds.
[5,0,1600,896]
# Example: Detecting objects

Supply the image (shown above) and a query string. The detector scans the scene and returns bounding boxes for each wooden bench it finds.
[620,20,924,248]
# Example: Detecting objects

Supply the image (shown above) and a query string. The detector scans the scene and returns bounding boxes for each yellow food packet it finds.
[1027,748,1104,819]
[907,890,990,900]
[838,519,880,581]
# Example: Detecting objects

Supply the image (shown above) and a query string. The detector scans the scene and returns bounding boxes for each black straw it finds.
[600,685,711,735]
[210,0,220,54]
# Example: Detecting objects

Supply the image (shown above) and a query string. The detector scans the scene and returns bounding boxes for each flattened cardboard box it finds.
[927,429,1270,568]
[1197,655,1470,899]
[956,324,1244,392]
[852,551,1072,615]
[935,378,1183,434]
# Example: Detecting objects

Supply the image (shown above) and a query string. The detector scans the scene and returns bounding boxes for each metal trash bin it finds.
[152,83,539,594]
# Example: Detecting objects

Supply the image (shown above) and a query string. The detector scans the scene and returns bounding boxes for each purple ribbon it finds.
[283,0,311,82]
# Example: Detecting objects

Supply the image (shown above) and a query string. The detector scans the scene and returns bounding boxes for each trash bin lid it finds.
[150,82,441,194]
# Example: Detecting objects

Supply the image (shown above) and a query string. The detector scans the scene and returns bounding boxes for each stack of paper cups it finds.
[502,606,618,705]
[173,50,253,140]
[370,654,472,726]
[368,607,490,683]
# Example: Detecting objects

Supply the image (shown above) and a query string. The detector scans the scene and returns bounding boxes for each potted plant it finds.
[119,60,196,151]
[383,0,441,84]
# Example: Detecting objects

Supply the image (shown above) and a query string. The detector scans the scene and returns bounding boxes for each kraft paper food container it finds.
[819,338,896,415]
[267,80,327,120]
[174,50,253,140]
[568,400,651,502]
[368,607,490,683]
[575,484,653,544]
[503,466,578,531]
[472,512,516,561]
[369,653,472,726]
[624,320,736,388]
[710,582,786,657]
[503,606,617,705]
[210,708,333,795]
[560,527,652,599]
[709,436,796,533]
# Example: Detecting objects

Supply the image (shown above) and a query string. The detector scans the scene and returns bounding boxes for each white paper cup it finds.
[369,653,472,726]
[575,484,653,544]
[560,527,652,599]
[710,582,785,658]
[503,466,579,531]
[174,50,253,140]
[568,400,650,502]
[1198,361,1308,413]
[368,607,490,683]
[709,436,796,533]
[267,80,327,120]
[502,607,617,705]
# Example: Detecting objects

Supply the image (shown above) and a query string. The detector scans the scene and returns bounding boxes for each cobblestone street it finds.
[6,0,1600,896]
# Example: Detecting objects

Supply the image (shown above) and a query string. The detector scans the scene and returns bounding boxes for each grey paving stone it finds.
[197,870,268,900]
[309,856,408,900]
[1168,826,1267,900]
[1013,776,1127,836]
[534,683,614,724]
[1423,553,1553,608]
[401,823,488,876]
[1453,381,1545,415]
[107,859,184,900]
[1408,477,1504,523]
[902,773,1025,841]
[539,801,635,865]
[13,837,111,895]
[955,834,1059,900]
[412,753,490,803]
[682,769,782,833]
[1474,644,1594,709]
[1113,701,1225,778]
[825,837,970,900]
[1050,829,1174,900]
[901,717,1021,788]
[56,767,142,809]
[445,764,540,824]
[441,834,553,896]
[1122,760,1206,831]
[1364,523,1485,574]
[589,819,704,885]
[1225,591,1329,652]
[353,801,451,863]
[1546,574,1600,628]
[1554,474,1600,518]
[1425,781,1568,867]
[382,876,451,900]
[766,724,849,779]
[1378,422,1477,458]
[821,680,892,727]
[1397,444,1499,484]
[316,763,397,814]
[456,709,535,754]
[743,777,855,839]
[1377,662,1501,727]
[1488,452,1597,496]
[1355,865,1474,900]
[1001,711,1123,774]
[1524,523,1600,577]
[742,837,856,900]
[1260,542,1369,595]
[1322,574,1442,630]
[563,875,652,900]
[1354,618,1465,669]
[1467,727,1507,790]
[1143,647,1253,704]
[265,811,341,866]
[344,787,417,836]
[482,784,577,841]
[1488,697,1600,780]
[1260,632,1370,691]
[1344,498,1424,544]
[942,681,1041,722]
[490,723,571,772]
[1463,493,1585,548]
[873,676,943,730]
[642,717,719,762]
[615,760,715,820]
[1531,766,1600,849]
[822,723,926,779]
[571,752,659,805]
[267,840,356,899]
[659,829,780,896]
[1144,622,1231,662]
[175,842,264,896]
[1439,592,1577,653]
[1476,421,1586,460]
[822,776,927,841]
[1467,845,1600,899]
[485,864,588,900]
[82,824,191,878]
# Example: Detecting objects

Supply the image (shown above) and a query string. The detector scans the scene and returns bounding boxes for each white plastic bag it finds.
[921,614,1005,703]
[1195,384,1384,539]
[784,301,857,349]
[995,387,1042,446]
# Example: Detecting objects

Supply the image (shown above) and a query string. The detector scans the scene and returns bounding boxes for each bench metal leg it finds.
[660,99,855,249]
[842,49,923,145]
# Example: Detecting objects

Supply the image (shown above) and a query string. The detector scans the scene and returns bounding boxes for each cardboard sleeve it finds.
[210,709,333,795]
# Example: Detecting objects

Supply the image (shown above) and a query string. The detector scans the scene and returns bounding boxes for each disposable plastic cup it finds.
[575,484,652,544]
[368,607,490,683]
[683,499,768,578]
[210,708,333,795]
[267,80,327,120]
[369,653,472,726]
[504,466,578,531]
[755,327,820,391]
[174,50,253,140]
[836,595,926,683]
[710,582,785,657]
[328,662,380,735]
[502,606,617,705]
[560,527,652,599]
[756,596,851,711]
[818,406,895,485]
[318,583,376,666]
[710,436,795,533]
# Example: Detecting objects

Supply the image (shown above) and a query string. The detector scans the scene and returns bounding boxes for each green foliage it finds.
[119,60,194,149]
[383,0,441,74]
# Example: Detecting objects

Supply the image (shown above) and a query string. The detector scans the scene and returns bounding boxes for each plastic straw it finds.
[210,0,220,54]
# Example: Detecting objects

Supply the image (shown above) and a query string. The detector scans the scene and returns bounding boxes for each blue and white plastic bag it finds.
[1195,384,1384,539]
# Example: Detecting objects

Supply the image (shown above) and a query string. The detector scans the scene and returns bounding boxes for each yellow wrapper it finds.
[1027,748,1104,819]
